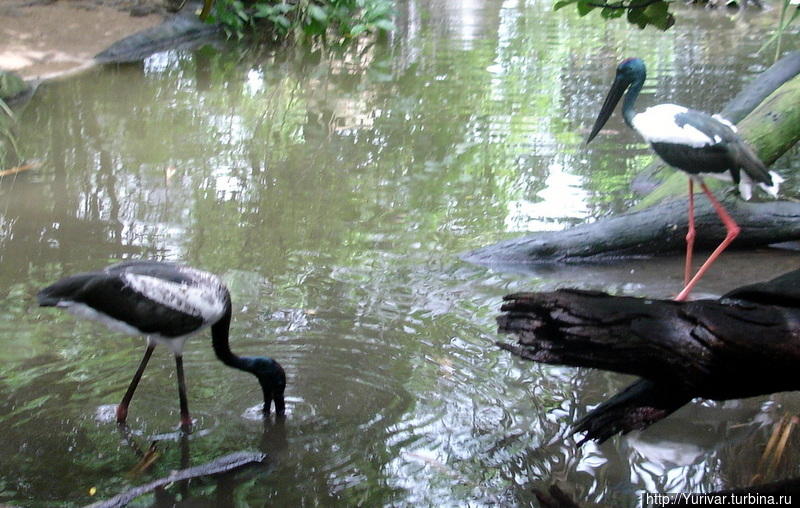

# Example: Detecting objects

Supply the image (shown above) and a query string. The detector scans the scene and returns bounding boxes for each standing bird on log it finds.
[586,58,782,301]
[37,260,286,429]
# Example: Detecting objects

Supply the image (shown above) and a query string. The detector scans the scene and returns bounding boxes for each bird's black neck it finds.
[211,300,250,372]
[622,75,644,129]
[210,296,286,416]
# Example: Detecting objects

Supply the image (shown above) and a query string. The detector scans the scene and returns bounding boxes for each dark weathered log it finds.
[532,484,582,508]
[570,379,691,445]
[94,3,222,64]
[720,51,800,124]
[463,198,800,266]
[497,269,800,442]
[86,451,266,508]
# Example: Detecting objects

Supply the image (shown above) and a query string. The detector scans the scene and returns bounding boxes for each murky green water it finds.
[1,1,799,506]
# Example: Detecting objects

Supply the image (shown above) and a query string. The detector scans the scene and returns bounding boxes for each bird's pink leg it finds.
[675,181,740,301]
[175,355,192,430]
[117,342,156,424]
[684,179,696,287]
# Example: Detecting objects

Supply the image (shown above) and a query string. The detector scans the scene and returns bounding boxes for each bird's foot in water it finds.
[179,415,195,433]
[116,403,129,424]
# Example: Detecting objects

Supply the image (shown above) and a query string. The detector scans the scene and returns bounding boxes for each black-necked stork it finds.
[586,58,782,301]
[37,260,286,429]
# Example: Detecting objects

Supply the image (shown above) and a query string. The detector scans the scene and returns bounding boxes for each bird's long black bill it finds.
[586,77,627,145]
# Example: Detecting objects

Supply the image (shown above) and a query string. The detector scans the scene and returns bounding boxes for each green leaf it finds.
[308,4,328,22]
[350,23,368,36]
[303,21,326,36]
[374,19,395,32]
[554,0,579,10]
[643,0,668,18]
[601,6,624,18]
[650,11,675,30]
[627,7,647,28]
[253,4,274,17]
[272,14,291,30]
[576,0,596,16]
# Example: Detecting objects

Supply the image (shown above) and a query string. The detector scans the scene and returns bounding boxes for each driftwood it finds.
[0,161,40,177]
[463,198,800,266]
[497,269,800,444]
[95,3,222,64]
[720,52,800,124]
[87,451,266,508]
[465,52,800,266]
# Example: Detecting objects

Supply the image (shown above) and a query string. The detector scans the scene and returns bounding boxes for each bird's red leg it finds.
[175,355,192,430]
[117,342,156,424]
[684,179,696,287]
[675,181,740,301]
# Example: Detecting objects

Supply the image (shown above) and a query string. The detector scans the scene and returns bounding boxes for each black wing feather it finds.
[653,110,773,185]
[37,269,204,338]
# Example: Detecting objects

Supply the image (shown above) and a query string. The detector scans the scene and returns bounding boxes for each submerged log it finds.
[87,451,266,508]
[465,53,800,266]
[95,3,222,64]
[497,269,800,443]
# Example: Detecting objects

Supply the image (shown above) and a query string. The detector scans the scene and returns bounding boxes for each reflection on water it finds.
[0,0,798,505]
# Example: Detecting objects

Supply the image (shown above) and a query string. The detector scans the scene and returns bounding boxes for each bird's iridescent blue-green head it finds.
[616,57,646,84]
[243,356,286,416]
[586,57,647,144]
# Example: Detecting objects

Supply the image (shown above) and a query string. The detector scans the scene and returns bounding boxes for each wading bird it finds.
[586,58,782,301]
[37,260,286,429]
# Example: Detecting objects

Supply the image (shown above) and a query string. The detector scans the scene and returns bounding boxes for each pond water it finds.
[1,1,800,506]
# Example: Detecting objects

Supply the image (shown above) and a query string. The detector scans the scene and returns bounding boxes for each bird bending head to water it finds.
[586,57,782,301]
[37,260,286,429]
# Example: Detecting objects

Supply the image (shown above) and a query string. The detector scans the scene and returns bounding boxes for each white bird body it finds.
[629,104,783,200]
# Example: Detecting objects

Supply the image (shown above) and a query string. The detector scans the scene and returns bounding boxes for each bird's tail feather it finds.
[732,140,781,200]
[36,272,97,306]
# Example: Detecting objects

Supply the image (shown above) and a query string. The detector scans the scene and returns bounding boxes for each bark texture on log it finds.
[87,451,266,508]
[497,269,800,443]
[720,52,800,124]
[463,198,800,266]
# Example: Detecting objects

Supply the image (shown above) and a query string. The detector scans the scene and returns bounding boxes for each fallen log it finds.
[95,3,222,64]
[465,53,800,266]
[86,451,266,508]
[496,269,800,443]
[720,52,800,124]
[463,197,800,266]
